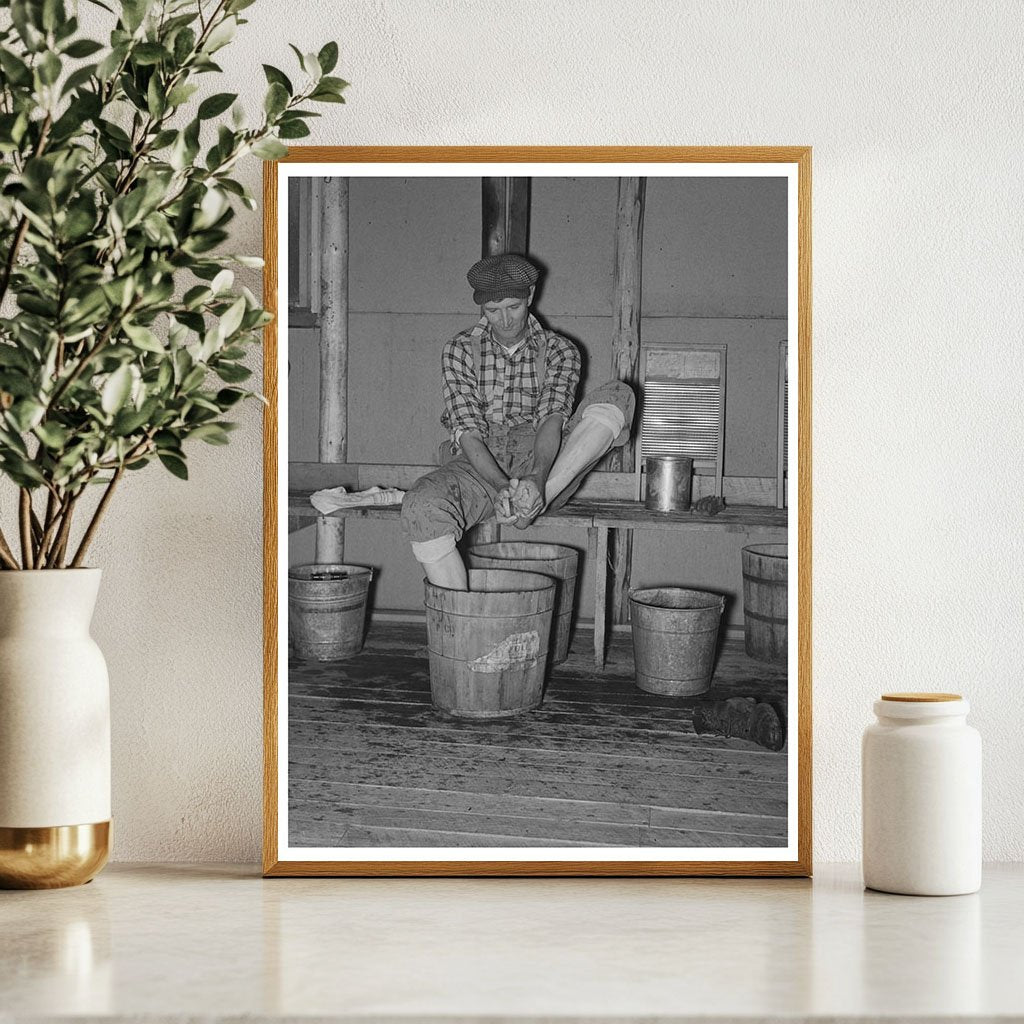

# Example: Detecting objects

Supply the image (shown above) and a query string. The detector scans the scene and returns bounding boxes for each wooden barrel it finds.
[628,587,725,696]
[288,564,372,661]
[467,542,579,664]
[741,543,788,664]
[425,569,555,718]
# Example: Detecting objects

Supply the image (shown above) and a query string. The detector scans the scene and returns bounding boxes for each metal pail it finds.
[644,456,693,512]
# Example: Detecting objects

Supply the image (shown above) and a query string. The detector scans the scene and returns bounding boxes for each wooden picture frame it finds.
[263,147,812,877]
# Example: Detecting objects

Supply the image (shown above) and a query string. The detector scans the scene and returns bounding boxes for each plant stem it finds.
[45,492,79,569]
[18,489,34,570]
[70,466,124,568]
[0,113,52,308]
[36,488,66,566]
[0,217,30,309]
[0,528,20,570]
[46,298,140,414]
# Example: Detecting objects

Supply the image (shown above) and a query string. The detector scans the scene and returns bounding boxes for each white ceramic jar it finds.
[862,693,981,896]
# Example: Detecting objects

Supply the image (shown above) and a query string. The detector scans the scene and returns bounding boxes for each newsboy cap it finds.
[467,253,538,305]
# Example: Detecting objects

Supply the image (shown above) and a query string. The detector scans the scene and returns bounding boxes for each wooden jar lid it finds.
[881,692,962,702]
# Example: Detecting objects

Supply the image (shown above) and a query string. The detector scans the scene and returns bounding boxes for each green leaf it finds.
[203,16,236,53]
[34,421,70,449]
[317,41,339,75]
[277,120,310,140]
[158,452,188,479]
[166,82,199,107]
[264,82,288,117]
[210,268,234,294]
[300,51,321,81]
[1,456,46,487]
[60,63,97,96]
[96,43,127,81]
[214,362,251,384]
[181,365,206,391]
[262,64,292,94]
[10,1,44,51]
[17,292,58,317]
[63,38,104,58]
[38,51,62,86]
[101,365,133,415]
[0,50,33,86]
[309,89,346,104]
[98,118,132,148]
[251,138,287,160]
[215,388,247,408]
[132,42,169,66]
[42,0,66,33]
[123,322,165,353]
[0,346,30,371]
[146,74,164,117]
[9,399,45,432]
[121,0,152,33]
[217,296,246,340]
[319,76,349,93]
[173,27,196,65]
[150,129,177,149]
[112,405,151,435]
[182,285,211,309]
[198,91,237,119]
[189,423,230,445]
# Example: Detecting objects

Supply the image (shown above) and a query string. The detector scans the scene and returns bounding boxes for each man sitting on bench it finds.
[401,253,634,589]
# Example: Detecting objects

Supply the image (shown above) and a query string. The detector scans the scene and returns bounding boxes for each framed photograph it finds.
[263,147,811,877]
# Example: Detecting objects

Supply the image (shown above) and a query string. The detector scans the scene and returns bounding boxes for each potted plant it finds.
[0,0,345,887]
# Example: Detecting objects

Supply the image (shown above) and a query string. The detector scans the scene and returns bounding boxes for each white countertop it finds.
[2,862,1022,1021]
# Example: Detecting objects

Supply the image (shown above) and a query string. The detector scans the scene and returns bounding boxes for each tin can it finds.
[644,456,693,512]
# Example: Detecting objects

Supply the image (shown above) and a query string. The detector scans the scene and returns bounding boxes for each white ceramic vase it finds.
[0,569,111,888]
[862,692,982,896]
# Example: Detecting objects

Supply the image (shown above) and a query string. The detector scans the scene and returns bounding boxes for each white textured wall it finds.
[69,1,1024,862]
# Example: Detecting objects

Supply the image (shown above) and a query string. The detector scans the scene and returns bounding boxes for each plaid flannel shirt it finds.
[441,314,580,442]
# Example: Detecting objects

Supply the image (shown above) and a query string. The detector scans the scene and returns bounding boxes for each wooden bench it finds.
[288,490,786,668]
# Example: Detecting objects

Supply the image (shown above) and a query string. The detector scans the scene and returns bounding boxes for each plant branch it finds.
[44,491,79,569]
[0,527,20,570]
[18,489,34,569]
[46,298,141,413]
[0,113,53,308]
[70,465,124,567]
[36,487,67,566]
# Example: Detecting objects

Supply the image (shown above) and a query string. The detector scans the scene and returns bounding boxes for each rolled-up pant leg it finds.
[546,380,636,511]
[400,458,496,560]
[567,379,636,446]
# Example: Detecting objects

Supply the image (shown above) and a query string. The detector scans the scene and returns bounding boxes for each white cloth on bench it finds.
[310,485,406,515]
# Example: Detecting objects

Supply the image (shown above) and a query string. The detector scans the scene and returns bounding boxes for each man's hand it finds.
[509,474,545,529]
[493,484,519,525]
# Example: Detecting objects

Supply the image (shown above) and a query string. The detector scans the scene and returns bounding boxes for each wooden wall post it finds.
[609,177,646,624]
[315,176,349,564]
[482,177,530,257]
[473,177,531,546]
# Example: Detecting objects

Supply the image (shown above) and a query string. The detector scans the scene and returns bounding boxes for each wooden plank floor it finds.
[288,621,789,849]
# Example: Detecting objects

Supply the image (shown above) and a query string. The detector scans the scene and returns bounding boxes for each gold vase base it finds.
[0,821,110,889]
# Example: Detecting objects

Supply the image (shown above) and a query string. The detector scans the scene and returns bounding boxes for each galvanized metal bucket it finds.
[644,456,693,512]
[628,586,725,695]
[288,564,373,661]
